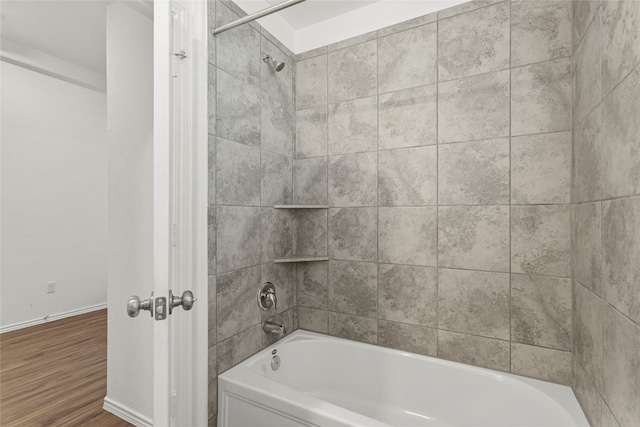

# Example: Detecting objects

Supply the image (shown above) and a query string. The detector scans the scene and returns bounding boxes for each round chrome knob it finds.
[169,290,196,314]
[127,296,141,317]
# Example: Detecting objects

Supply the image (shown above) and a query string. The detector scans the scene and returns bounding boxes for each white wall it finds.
[0,60,107,330]
[104,2,154,424]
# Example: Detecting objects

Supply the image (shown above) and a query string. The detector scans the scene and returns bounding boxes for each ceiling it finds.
[0,0,108,74]
[0,0,469,72]
[261,0,382,30]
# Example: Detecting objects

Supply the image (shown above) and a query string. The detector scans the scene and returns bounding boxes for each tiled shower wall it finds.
[207,1,299,424]
[571,0,640,426]
[294,0,574,384]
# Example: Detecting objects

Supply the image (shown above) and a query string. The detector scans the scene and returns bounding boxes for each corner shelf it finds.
[274,256,329,263]
[274,205,329,209]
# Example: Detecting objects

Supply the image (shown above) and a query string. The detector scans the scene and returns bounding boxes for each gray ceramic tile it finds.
[438,138,510,205]
[511,274,572,350]
[602,197,640,324]
[438,206,510,272]
[378,264,437,327]
[293,157,327,205]
[511,132,572,205]
[208,207,216,276]
[208,63,216,136]
[295,209,327,257]
[215,3,260,87]
[511,57,571,136]
[511,205,571,277]
[296,107,327,159]
[378,207,437,266]
[261,48,294,157]
[573,15,601,124]
[328,260,377,317]
[438,70,510,143]
[602,304,640,426]
[601,0,640,95]
[216,266,261,342]
[601,66,640,199]
[377,12,437,38]
[216,206,261,273]
[327,31,378,52]
[378,321,437,357]
[438,268,510,340]
[208,275,217,346]
[296,54,327,110]
[328,312,377,344]
[261,27,294,59]
[379,23,437,93]
[511,0,572,67]
[328,208,377,262]
[207,1,215,64]
[208,345,217,417]
[379,146,437,206]
[298,306,328,333]
[208,135,216,205]
[437,0,504,20]
[574,106,602,203]
[297,261,328,309]
[216,138,260,206]
[261,208,294,263]
[261,151,292,207]
[261,263,294,318]
[574,360,604,427]
[574,203,603,296]
[328,96,378,155]
[602,404,622,427]
[574,1,600,50]
[327,41,377,103]
[328,152,377,207]
[438,2,510,80]
[296,46,328,62]
[574,281,603,392]
[216,69,260,147]
[510,343,572,385]
[216,324,261,373]
[438,330,510,371]
[378,84,437,150]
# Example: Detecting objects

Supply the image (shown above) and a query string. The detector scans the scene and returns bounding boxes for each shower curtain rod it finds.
[212,0,307,36]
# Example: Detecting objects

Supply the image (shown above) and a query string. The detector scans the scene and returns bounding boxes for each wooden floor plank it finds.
[0,310,134,427]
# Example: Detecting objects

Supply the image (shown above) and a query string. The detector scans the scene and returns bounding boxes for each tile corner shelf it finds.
[274,205,329,209]
[274,256,329,263]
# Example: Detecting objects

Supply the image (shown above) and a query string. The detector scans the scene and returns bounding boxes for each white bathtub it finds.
[218,330,588,427]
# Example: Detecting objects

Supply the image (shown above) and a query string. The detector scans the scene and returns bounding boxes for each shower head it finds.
[263,55,285,72]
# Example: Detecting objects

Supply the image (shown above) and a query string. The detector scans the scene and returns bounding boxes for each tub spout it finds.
[263,320,286,335]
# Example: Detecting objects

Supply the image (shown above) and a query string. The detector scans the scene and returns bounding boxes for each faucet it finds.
[263,320,286,335]
[257,282,277,311]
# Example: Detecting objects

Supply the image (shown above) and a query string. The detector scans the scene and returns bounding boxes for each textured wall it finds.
[207,1,298,424]
[572,0,640,426]
[294,0,574,385]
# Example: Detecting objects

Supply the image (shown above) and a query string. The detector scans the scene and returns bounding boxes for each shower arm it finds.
[212,0,307,36]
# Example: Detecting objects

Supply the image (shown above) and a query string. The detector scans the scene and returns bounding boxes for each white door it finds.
[153,0,208,425]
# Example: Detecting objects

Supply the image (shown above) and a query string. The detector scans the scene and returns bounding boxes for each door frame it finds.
[154,0,208,425]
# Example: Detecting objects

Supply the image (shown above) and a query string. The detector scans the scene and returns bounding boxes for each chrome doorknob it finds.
[127,295,153,317]
[169,290,195,314]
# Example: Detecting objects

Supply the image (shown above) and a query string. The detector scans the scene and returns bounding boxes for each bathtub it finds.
[218,330,588,427]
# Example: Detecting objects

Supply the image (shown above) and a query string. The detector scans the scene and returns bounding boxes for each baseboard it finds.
[0,303,107,334]
[103,396,153,427]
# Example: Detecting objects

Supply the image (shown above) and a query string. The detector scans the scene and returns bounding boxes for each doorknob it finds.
[169,290,195,314]
[127,293,153,317]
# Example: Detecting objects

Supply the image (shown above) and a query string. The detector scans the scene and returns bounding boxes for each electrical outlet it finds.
[47,281,56,294]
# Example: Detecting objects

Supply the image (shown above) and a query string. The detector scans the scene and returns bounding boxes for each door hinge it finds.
[172,223,177,247]
[172,50,187,77]
[170,392,177,417]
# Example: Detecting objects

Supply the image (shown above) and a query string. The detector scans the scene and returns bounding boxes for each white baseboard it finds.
[103,396,153,427]
[0,303,108,334]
